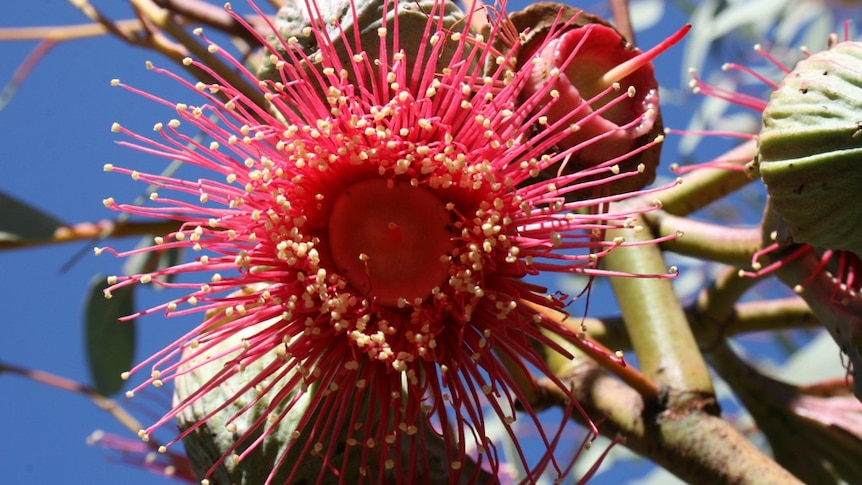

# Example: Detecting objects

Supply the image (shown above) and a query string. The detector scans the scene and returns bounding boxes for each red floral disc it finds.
[328,178,453,307]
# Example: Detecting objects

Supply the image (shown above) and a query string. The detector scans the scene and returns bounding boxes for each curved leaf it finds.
[84,275,136,396]
[0,191,65,242]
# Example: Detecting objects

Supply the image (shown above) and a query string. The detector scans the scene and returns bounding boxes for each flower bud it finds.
[505,3,669,196]
[174,318,489,483]
[259,0,466,88]
[174,321,317,484]
[755,41,862,257]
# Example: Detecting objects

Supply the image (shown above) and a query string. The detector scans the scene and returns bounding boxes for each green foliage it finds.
[84,275,136,396]
[0,191,64,243]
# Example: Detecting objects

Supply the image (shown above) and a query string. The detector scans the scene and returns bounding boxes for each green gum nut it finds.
[756,41,862,257]
[174,320,317,484]
[257,0,466,86]
[175,317,488,483]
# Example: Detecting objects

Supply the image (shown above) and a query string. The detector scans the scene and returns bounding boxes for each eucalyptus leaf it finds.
[84,275,136,396]
[0,190,65,242]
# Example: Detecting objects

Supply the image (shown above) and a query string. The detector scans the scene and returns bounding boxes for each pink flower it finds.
[86,430,195,482]
[97,1,678,483]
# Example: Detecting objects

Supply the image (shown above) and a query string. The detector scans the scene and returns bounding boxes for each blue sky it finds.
[0,1,806,484]
[1,2,249,483]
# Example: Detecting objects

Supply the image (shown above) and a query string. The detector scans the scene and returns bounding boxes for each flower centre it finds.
[328,178,453,307]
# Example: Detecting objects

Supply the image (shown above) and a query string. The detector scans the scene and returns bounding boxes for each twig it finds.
[153,0,268,45]
[67,0,140,42]
[538,358,802,485]
[0,360,195,480]
[609,0,634,44]
[654,139,756,216]
[602,211,715,403]
[722,297,819,337]
[130,0,271,112]
[524,300,661,401]
[0,219,182,251]
[644,211,762,267]
[0,40,55,113]
[0,360,144,439]
[0,19,144,41]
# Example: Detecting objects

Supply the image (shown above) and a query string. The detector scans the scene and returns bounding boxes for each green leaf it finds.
[0,190,65,242]
[84,275,136,396]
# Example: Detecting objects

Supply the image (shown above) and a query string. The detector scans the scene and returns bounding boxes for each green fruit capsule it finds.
[756,41,862,257]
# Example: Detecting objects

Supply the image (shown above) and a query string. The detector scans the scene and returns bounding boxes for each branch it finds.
[724,298,819,335]
[602,211,715,403]
[609,0,634,45]
[540,359,802,484]
[708,343,862,483]
[525,300,660,401]
[153,0,269,45]
[644,211,761,266]
[689,265,760,348]
[655,139,756,216]
[0,360,143,436]
[576,296,819,352]
[0,219,182,251]
[0,19,144,41]
[0,360,195,479]
[129,0,271,112]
